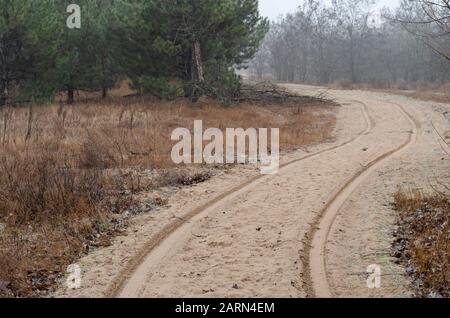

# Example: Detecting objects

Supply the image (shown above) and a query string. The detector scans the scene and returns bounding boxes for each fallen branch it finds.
[236,82,335,105]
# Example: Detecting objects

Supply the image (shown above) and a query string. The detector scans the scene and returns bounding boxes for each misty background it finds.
[260,0,400,20]
[252,0,450,87]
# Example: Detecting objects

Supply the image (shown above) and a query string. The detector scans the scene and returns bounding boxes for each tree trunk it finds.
[67,86,74,104]
[3,85,9,107]
[102,86,108,98]
[189,41,204,102]
[350,49,356,83]
[349,29,356,84]
[192,41,204,82]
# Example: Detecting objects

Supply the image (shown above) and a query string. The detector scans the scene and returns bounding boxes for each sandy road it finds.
[54,85,450,298]
[305,100,420,298]
[113,98,373,298]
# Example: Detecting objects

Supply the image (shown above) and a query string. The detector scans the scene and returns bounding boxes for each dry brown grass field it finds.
[393,189,450,298]
[0,87,336,297]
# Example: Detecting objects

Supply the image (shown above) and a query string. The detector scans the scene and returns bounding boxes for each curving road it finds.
[54,84,450,298]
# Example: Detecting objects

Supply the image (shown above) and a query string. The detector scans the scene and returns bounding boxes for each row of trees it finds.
[250,0,450,86]
[0,0,268,106]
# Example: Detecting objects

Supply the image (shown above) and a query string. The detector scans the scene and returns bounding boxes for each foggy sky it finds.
[259,0,401,20]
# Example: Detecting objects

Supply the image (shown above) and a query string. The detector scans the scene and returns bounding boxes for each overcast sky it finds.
[259,0,401,20]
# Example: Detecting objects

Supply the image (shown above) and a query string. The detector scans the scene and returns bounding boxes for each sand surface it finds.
[53,85,450,298]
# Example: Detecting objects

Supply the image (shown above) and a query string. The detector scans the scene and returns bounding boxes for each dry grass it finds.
[392,188,450,298]
[0,90,336,297]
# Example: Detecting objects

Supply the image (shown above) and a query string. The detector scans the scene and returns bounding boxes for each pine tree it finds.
[55,0,126,103]
[0,0,60,106]
[121,0,269,102]
[1,0,268,105]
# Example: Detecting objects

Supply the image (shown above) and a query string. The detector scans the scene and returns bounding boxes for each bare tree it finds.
[250,0,450,87]
[331,0,373,83]
[394,0,450,60]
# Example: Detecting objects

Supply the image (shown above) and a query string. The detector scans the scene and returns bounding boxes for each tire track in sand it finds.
[106,100,374,298]
[303,100,420,298]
